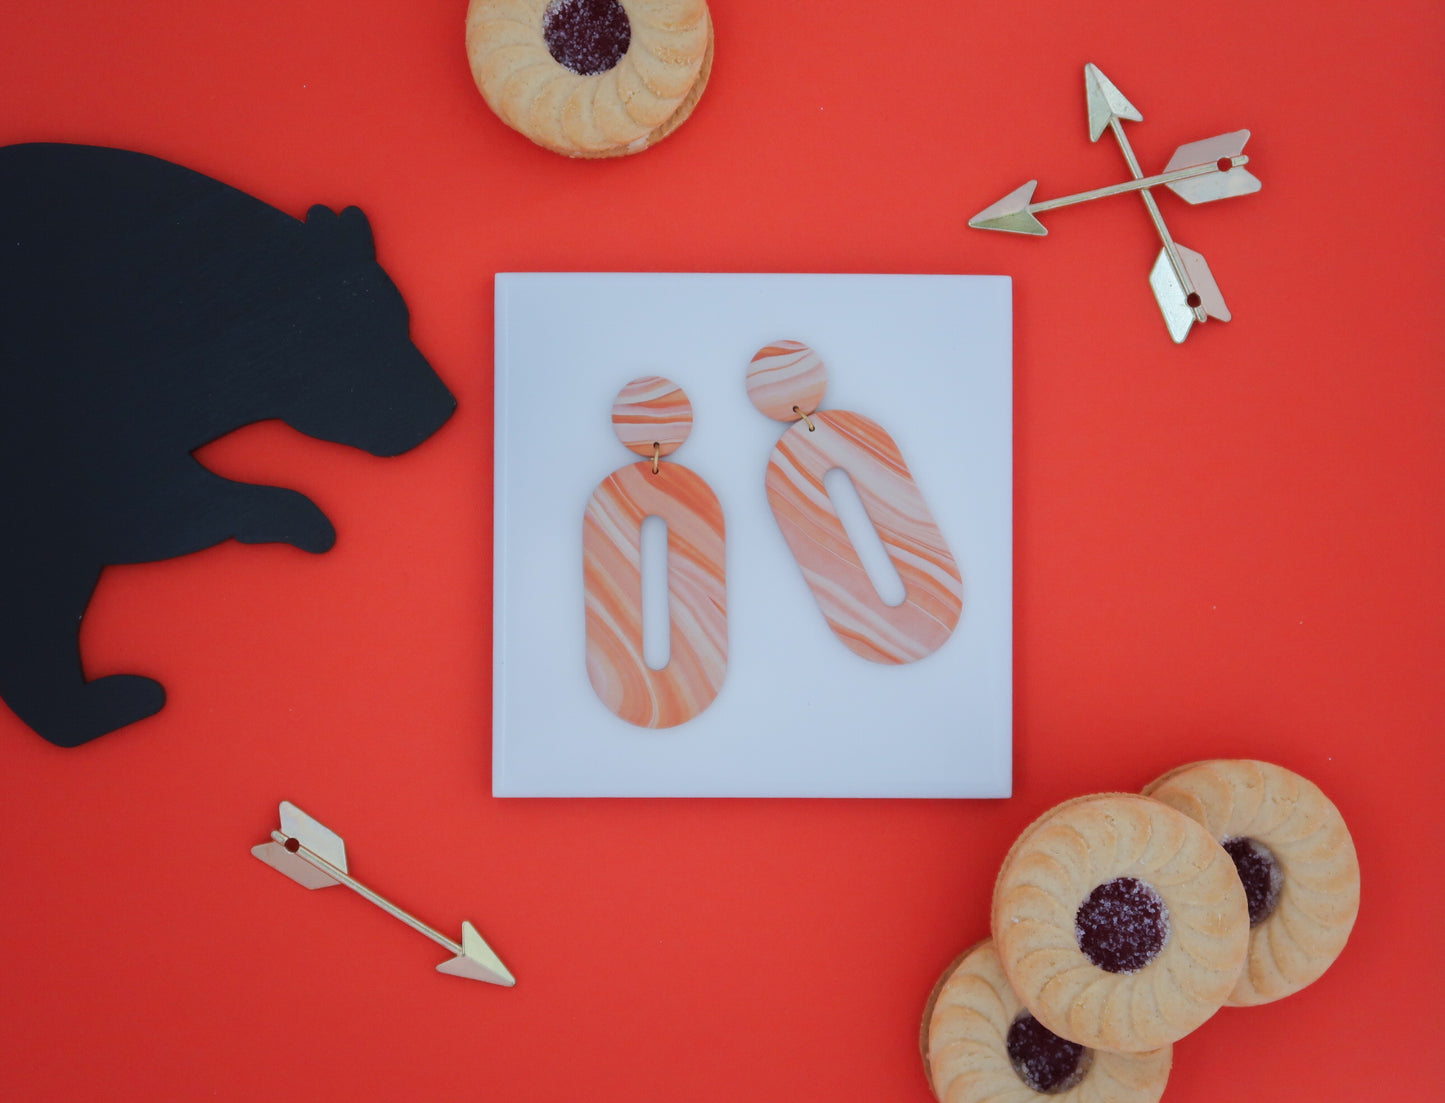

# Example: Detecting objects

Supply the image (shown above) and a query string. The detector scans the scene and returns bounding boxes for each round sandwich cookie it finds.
[922,939,1172,1103]
[992,793,1249,1053]
[465,0,713,158]
[1142,759,1360,1006]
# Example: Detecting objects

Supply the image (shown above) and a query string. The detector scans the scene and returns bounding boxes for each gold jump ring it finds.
[793,405,816,432]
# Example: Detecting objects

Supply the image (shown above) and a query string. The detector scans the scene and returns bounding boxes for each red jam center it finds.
[1074,876,1169,974]
[1223,836,1284,926]
[542,0,632,76]
[1006,1013,1093,1094]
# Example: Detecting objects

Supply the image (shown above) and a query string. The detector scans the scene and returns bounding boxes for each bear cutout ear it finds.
[338,205,376,260]
[304,203,375,261]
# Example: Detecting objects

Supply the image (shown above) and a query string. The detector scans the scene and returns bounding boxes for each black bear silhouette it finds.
[0,143,457,748]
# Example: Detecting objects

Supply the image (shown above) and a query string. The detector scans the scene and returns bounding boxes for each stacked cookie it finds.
[466,0,713,158]
[922,760,1360,1102]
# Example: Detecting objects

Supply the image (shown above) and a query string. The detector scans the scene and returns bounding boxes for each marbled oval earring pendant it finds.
[748,341,962,664]
[584,376,727,727]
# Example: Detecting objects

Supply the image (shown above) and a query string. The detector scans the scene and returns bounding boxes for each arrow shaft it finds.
[272,829,463,957]
[1028,156,1248,213]
[1107,117,1206,322]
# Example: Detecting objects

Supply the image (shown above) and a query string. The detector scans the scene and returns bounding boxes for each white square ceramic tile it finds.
[493,273,1011,797]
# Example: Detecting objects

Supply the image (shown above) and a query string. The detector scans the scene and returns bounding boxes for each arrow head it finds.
[1165,131,1262,203]
[436,921,516,987]
[1085,63,1143,142]
[968,181,1047,235]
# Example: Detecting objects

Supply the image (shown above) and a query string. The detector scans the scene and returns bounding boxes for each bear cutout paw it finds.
[230,486,337,553]
[44,674,166,748]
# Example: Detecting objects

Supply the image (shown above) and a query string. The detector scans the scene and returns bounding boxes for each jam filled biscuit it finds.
[922,940,1172,1103]
[1142,760,1360,1006]
[992,794,1249,1053]
[465,0,712,158]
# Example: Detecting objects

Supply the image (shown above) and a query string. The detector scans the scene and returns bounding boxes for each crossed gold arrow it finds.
[971,64,1262,342]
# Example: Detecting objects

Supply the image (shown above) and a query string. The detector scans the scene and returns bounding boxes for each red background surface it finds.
[1,1,1441,1099]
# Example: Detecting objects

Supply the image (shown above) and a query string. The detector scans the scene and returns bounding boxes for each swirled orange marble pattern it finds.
[747,340,828,421]
[765,409,962,664]
[584,459,726,727]
[611,375,693,457]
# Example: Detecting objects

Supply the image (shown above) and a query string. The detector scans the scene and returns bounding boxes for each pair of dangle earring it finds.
[584,344,963,729]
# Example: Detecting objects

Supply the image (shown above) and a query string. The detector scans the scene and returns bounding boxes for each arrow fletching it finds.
[1149,244,1230,342]
[968,181,1047,235]
[1165,131,1262,203]
[436,921,517,987]
[251,801,349,888]
[1085,63,1142,141]
[1177,245,1230,321]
